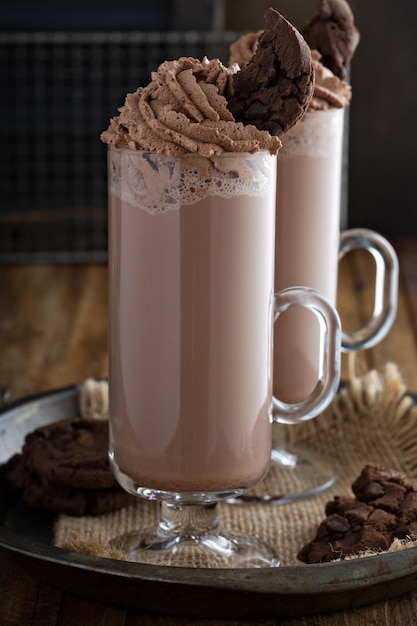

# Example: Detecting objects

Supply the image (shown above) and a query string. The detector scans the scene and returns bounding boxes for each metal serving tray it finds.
[1,386,417,619]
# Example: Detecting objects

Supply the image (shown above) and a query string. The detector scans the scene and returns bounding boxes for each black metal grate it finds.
[0,31,239,262]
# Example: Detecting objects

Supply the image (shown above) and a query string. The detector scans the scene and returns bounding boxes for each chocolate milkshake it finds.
[108,148,277,495]
[274,106,344,402]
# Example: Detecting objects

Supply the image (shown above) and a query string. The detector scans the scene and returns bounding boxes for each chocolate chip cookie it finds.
[22,417,116,489]
[3,451,132,516]
[301,0,360,80]
[2,416,134,516]
[229,8,314,136]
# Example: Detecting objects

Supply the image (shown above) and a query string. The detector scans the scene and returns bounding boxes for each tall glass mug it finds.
[107,146,341,568]
[243,107,398,504]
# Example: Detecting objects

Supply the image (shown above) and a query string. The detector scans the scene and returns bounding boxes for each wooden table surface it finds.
[1,235,417,625]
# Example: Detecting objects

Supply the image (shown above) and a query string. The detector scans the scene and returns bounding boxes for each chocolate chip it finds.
[364,481,385,499]
[325,514,350,533]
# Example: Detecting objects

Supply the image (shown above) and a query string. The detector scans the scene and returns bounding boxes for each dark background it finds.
[1,0,415,260]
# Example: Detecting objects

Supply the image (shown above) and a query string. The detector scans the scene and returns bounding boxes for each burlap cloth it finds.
[54,359,417,566]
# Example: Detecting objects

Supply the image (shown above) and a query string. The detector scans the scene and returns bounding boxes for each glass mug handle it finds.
[272,287,341,425]
[339,228,399,352]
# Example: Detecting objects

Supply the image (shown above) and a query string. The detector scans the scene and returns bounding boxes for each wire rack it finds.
[0,31,240,262]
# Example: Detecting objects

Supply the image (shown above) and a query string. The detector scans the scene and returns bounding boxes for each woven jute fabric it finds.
[54,360,417,566]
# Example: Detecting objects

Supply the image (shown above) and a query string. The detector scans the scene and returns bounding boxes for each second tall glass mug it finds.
[274,107,398,404]
[107,147,341,567]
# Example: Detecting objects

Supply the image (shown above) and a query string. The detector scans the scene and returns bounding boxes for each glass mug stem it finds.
[339,228,399,352]
[272,287,341,425]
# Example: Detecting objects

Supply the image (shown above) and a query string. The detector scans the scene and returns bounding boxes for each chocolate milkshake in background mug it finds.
[100,9,346,565]
[273,106,399,405]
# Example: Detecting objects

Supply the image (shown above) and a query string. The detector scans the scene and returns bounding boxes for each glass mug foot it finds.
[227,445,339,505]
[109,501,281,568]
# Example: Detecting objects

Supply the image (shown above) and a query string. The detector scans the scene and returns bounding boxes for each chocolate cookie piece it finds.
[3,450,133,516]
[298,464,417,564]
[301,0,360,80]
[298,504,394,564]
[228,8,314,136]
[22,417,117,489]
[351,463,409,509]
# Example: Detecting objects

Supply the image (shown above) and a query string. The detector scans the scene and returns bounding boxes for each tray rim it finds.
[2,384,417,618]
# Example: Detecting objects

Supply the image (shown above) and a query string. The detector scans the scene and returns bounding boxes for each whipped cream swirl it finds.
[101,57,281,157]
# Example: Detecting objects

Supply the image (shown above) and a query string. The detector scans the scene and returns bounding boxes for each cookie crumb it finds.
[62,531,128,561]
